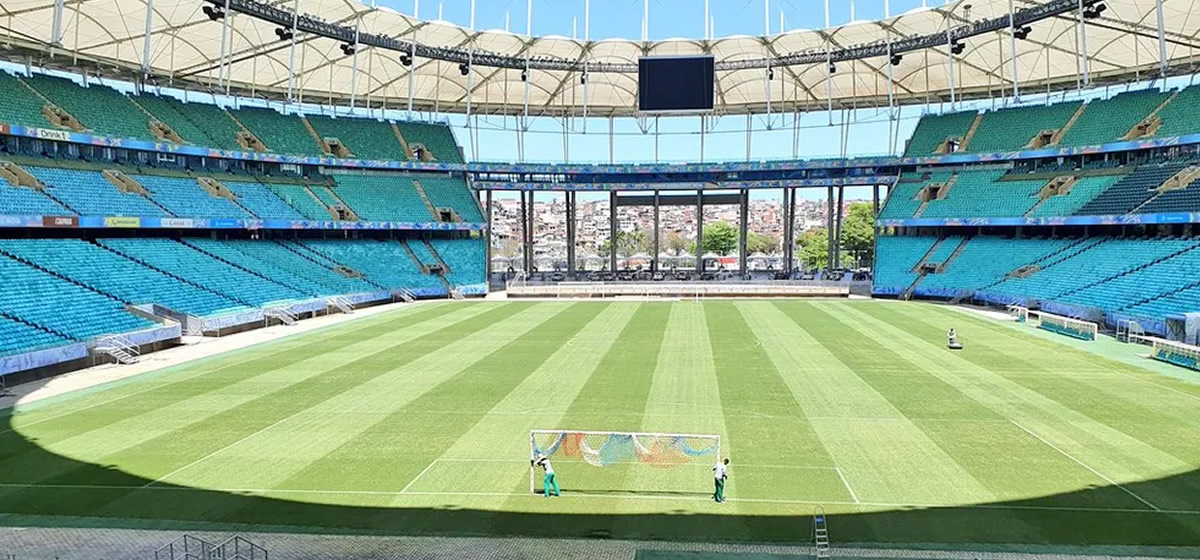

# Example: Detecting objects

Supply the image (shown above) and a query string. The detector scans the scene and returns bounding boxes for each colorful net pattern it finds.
[533,432,719,468]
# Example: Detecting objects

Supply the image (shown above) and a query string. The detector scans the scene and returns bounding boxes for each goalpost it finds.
[529,430,721,494]
[1009,305,1098,341]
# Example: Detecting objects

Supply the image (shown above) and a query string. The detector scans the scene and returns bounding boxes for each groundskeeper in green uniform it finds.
[534,454,561,497]
[713,457,729,503]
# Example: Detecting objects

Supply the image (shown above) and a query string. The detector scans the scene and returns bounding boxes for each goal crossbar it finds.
[529,429,721,494]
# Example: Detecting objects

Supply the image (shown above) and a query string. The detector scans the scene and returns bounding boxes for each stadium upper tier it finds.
[2,0,1197,115]
[0,159,482,225]
[874,234,1200,336]
[0,236,486,358]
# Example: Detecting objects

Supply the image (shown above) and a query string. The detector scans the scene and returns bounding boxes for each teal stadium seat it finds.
[419,175,484,222]
[229,106,323,157]
[330,175,433,222]
[903,111,977,156]
[429,238,486,287]
[0,316,69,356]
[298,239,442,291]
[306,114,408,160]
[1151,85,1200,139]
[26,167,170,217]
[24,74,151,141]
[223,181,306,220]
[265,184,331,220]
[873,236,939,292]
[100,238,306,307]
[135,175,250,219]
[395,121,465,163]
[0,238,246,317]
[1058,90,1168,147]
[921,169,1043,218]
[0,71,53,129]
[0,173,73,215]
[0,253,154,340]
[966,102,1080,153]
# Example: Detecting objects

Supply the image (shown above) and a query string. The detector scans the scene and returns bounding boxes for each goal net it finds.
[529,430,721,494]
[1016,308,1099,341]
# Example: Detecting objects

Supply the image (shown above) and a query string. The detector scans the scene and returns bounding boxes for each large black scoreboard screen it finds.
[637,56,715,113]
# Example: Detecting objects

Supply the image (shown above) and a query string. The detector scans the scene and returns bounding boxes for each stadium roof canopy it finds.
[1,0,1199,117]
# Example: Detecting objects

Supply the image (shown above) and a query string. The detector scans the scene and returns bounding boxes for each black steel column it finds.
[652,190,660,273]
[566,191,576,276]
[787,187,797,274]
[738,189,749,276]
[526,191,536,274]
[609,191,618,272]
[872,184,880,218]
[485,189,493,277]
[826,186,835,271]
[519,191,529,274]
[696,191,704,272]
[835,185,845,269]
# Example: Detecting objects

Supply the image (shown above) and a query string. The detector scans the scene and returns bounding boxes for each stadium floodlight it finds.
[400,53,412,66]
[951,41,965,55]
[458,63,470,76]
[890,54,903,66]
[530,430,720,494]
[202,5,226,21]
[1014,25,1032,40]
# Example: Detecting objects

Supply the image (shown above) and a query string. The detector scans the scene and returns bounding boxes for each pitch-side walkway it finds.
[1,526,1196,560]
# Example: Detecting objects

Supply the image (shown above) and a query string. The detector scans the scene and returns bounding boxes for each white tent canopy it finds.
[2,0,1195,116]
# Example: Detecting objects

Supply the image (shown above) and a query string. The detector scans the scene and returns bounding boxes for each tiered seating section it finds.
[0,163,482,224]
[875,234,1200,332]
[0,237,485,358]
[0,70,463,163]
[904,84,1200,157]
[880,160,1200,220]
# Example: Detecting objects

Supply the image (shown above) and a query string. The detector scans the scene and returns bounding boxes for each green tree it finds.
[701,221,738,255]
[599,230,648,258]
[746,231,779,254]
[797,228,829,270]
[840,202,876,268]
[665,232,690,255]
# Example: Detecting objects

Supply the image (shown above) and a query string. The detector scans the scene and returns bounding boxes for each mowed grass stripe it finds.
[0,303,522,517]
[793,302,1135,511]
[867,302,1200,510]
[238,302,602,501]
[0,303,482,479]
[823,301,1178,510]
[87,304,566,522]
[1,302,456,445]
[746,301,995,506]
[704,302,835,493]
[398,303,639,508]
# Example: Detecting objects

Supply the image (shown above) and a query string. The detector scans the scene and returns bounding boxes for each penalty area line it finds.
[1009,420,1161,512]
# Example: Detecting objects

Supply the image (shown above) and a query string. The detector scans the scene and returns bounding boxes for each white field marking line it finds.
[0,304,435,436]
[142,407,315,488]
[2,482,1196,516]
[834,467,861,504]
[399,459,444,494]
[1010,420,1161,512]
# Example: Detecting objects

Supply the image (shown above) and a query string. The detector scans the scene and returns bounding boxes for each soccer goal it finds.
[529,430,720,494]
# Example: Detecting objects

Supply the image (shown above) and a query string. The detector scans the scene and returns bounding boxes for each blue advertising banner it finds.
[0,214,487,232]
[876,212,1200,228]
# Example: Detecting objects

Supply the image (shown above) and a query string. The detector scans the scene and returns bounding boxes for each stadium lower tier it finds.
[0,237,485,358]
[874,234,1200,334]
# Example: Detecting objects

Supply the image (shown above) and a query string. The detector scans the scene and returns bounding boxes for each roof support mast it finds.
[141,0,154,78]
[51,0,65,46]
[1077,0,1089,86]
[217,0,231,91]
[946,9,956,110]
[885,0,897,154]
[824,0,832,125]
[1156,0,1168,80]
[466,0,476,157]
[582,0,590,133]
[349,14,361,109]
[1009,0,1020,101]
[763,0,771,125]
[286,0,299,102]
[407,0,417,115]
[520,0,530,162]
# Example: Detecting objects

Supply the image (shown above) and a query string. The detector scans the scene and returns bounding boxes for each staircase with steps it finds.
[327,295,355,314]
[298,115,332,155]
[197,177,260,218]
[398,239,427,270]
[423,239,453,273]
[1125,91,1178,140]
[102,170,176,216]
[1130,165,1200,214]
[127,96,186,144]
[1049,103,1089,146]
[813,507,831,559]
[321,186,360,220]
[394,288,417,303]
[95,334,140,364]
[1024,175,1078,217]
[958,113,985,151]
[935,237,972,272]
[16,76,84,131]
[223,108,269,152]
[0,160,78,212]
[264,305,298,326]
[391,122,416,159]
[411,179,440,220]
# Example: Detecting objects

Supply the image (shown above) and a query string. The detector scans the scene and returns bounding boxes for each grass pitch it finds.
[2,300,1200,550]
